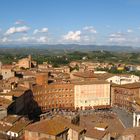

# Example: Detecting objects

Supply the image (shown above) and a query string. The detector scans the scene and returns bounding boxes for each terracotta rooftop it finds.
[71,80,109,85]
[0,97,13,108]
[73,72,96,78]
[0,115,21,125]
[55,116,85,133]
[85,128,107,139]
[94,122,108,129]
[9,119,30,133]
[80,113,124,139]
[5,86,28,97]
[26,117,69,136]
[1,65,13,69]
[0,123,11,132]
[112,82,140,89]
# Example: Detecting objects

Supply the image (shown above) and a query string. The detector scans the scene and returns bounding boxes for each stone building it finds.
[17,55,37,69]
[1,65,15,80]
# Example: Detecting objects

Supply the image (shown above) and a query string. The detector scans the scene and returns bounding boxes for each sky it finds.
[0,0,140,46]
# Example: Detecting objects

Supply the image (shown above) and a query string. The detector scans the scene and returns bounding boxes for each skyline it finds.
[0,0,140,46]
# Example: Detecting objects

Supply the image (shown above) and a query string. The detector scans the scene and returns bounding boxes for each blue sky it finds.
[0,0,140,46]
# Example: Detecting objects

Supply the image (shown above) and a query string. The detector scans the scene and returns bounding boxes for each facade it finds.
[33,83,74,112]
[74,81,111,110]
[111,83,140,111]
[1,65,15,80]
[17,57,31,69]
[107,75,140,85]
[17,55,36,69]
[33,79,111,112]
[118,127,140,140]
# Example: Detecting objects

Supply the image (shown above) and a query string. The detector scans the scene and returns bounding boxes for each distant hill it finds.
[0,44,139,52]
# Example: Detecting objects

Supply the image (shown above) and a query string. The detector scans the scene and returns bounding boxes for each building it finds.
[73,81,111,110]
[32,71,111,112]
[118,127,140,140]
[1,65,15,80]
[84,127,110,140]
[7,118,30,139]
[0,97,13,119]
[107,75,140,85]
[25,115,86,140]
[36,73,48,86]
[17,55,36,69]
[0,86,41,119]
[71,71,98,81]
[0,115,30,139]
[80,112,124,140]
[111,83,140,111]
[25,117,69,140]
[33,83,74,112]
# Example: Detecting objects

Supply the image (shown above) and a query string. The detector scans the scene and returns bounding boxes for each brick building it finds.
[111,83,140,112]
[33,73,111,112]
[33,83,74,112]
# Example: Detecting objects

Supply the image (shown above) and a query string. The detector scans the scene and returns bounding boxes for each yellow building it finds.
[73,81,111,110]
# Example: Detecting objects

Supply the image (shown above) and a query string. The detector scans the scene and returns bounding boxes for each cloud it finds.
[15,20,25,25]
[108,32,126,43]
[0,37,12,43]
[17,36,35,42]
[127,29,133,33]
[83,26,97,34]
[63,31,81,41]
[5,26,30,35]
[37,36,48,43]
[109,32,125,38]
[33,27,48,34]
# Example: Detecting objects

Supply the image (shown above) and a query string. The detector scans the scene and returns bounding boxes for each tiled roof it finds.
[26,117,69,136]
[9,120,30,133]
[112,82,140,89]
[85,128,107,139]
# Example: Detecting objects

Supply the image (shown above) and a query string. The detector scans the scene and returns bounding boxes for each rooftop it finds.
[26,117,69,136]
[9,119,30,133]
[80,112,124,138]
[0,97,13,108]
[0,115,21,125]
[112,82,140,89]
[71,80,109,85]
[85,128,107,139]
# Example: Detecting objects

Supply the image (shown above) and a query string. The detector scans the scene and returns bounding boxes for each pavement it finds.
[112,107,133,128]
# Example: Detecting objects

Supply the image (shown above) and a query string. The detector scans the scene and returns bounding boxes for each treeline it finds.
[1,49,140,66]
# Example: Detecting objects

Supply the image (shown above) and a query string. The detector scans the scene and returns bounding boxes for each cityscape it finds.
[1,0,140,140]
